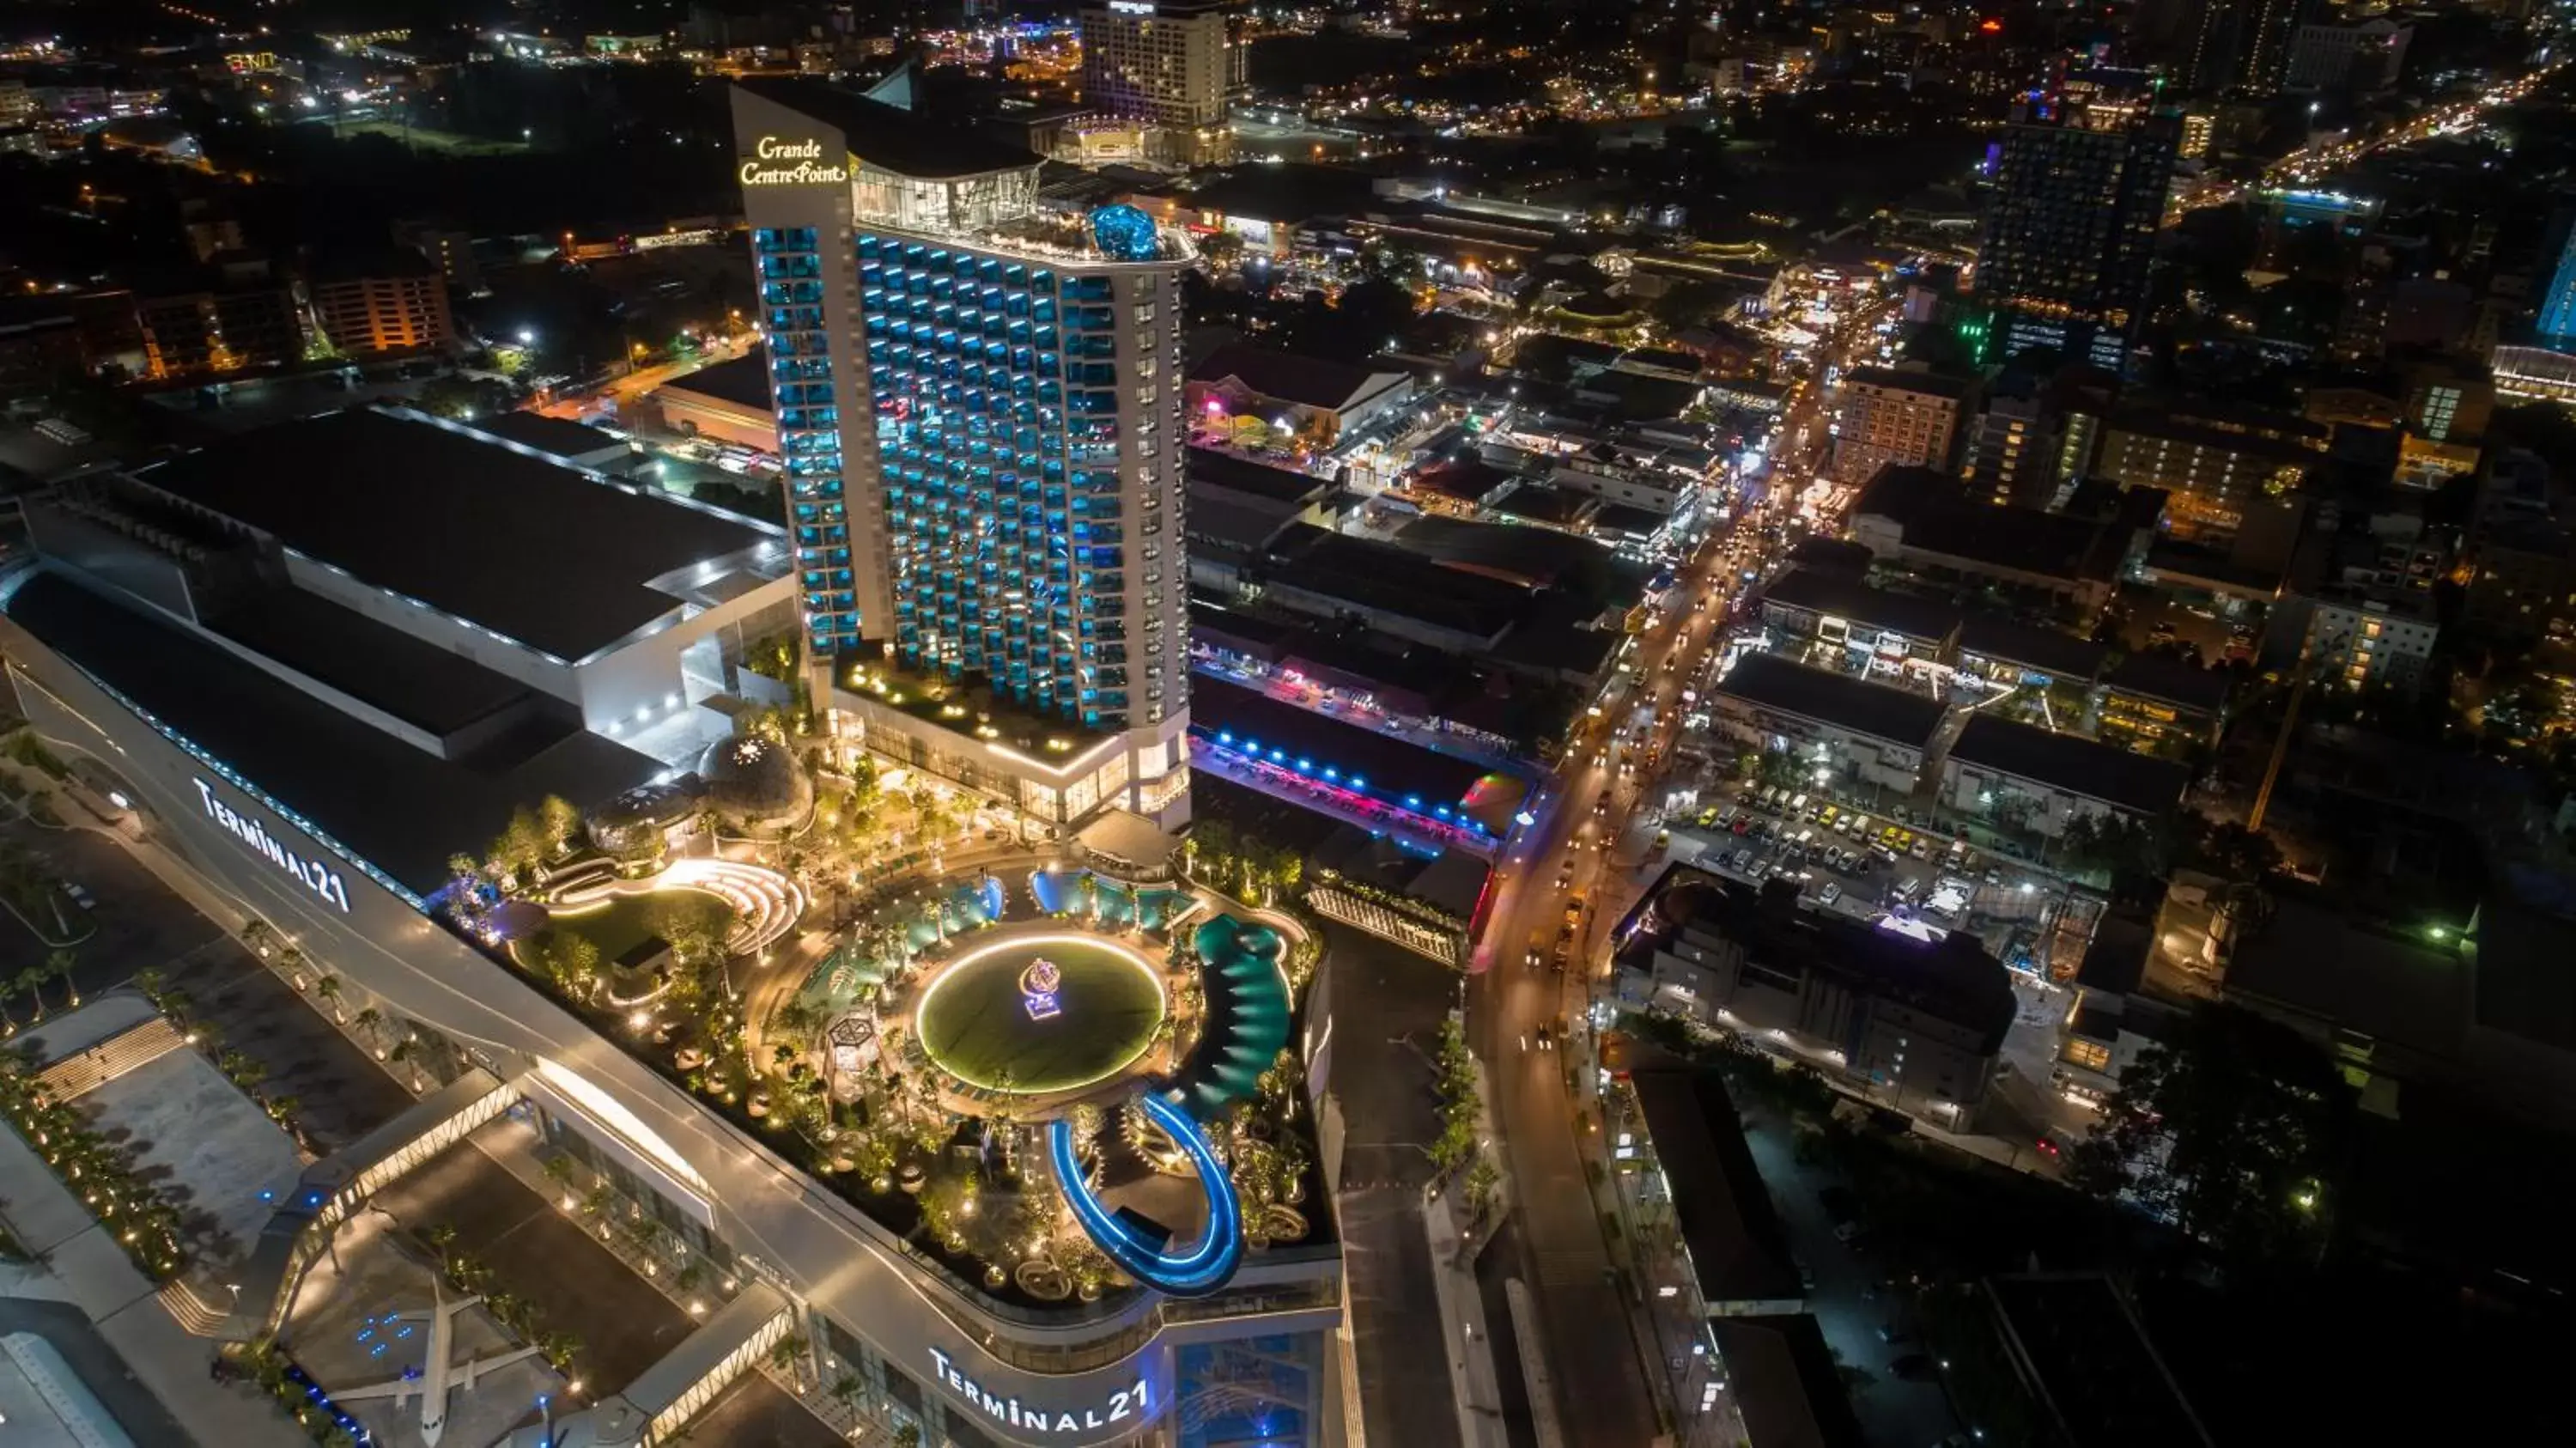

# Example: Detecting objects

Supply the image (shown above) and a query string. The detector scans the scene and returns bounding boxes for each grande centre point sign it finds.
[739,135,848,187]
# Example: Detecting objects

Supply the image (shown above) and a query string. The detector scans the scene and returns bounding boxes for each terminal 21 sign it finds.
[927,1348,1153,1438]
[194,778,352,914]
[739,136,848,187]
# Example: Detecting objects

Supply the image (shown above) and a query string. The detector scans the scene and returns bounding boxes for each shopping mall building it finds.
[0,403,1345,1447]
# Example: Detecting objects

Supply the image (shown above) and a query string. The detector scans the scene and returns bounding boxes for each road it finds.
[530,332,758,421]
[2166,57,2567,226]
[1463,298,1895,1446]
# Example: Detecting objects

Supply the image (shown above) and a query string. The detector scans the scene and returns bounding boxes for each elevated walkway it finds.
[501,1282,794,1447]
[228,1068,522,1339]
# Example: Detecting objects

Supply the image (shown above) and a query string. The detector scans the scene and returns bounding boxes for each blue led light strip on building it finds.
[1049,1092,1242,1298]
[12,662,428,912]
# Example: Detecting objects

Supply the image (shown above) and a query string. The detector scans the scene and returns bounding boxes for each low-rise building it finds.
[1939,714,2191,842]
[1956,365,2117,510]
[2463,449,2576,639]
[135,283,311,376]
[1478,420,1716,518]
[1850,465,2156,621]
[1708,651,1948,797]
[2094,408,2325,543]
[1757,567,1962,684]
[2287,19,2410,93]
[1257,525,1527,654]
[1188,342,1413,450]
[2097,654,2233,753]
[1620,1071,1807,1318]
[2293,584,2440,696]
[1615,868,2019,1126]
[1183,445,1337,585]
[308,252,452,358]
[647,345,779,453]
[1830,366,1976,484]
[1707,1316,1870,1448]
[2050,910,2185,1109]
[1953,614,2109,697]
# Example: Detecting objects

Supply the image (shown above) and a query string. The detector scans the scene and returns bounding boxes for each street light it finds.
[517,328,535,346]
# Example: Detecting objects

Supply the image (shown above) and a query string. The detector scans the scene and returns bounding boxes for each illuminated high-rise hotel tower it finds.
[733,78,1194,831]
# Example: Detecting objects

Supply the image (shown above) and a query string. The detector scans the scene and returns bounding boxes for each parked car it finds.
[1819,881,1842,907]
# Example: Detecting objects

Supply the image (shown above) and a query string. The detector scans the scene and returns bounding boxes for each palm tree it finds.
[47,950,79,1011]
[16,966,49,1021]
[312,972,343,1022]
[352,1008,384,1050]
[767,1331,811,1391]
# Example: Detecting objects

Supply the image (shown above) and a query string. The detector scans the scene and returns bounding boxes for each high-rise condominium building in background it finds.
[1077,0,1247,165]
[1972,72,2181,373]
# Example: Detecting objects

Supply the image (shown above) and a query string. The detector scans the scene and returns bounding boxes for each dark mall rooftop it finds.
[3,569,662,895]
[133,407,780,661]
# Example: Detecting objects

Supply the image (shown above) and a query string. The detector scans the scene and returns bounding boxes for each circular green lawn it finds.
[914,934,1166,1094]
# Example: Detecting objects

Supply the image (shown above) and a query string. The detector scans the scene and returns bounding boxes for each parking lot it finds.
[0,809,234,1007]
[1662,780,2069,970]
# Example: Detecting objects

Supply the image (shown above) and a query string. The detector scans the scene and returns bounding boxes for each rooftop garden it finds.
[433,715,1329,1313]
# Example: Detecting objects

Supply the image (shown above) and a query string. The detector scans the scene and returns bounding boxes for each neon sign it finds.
[195,778,351,913]
[1020,957,1063,1020]
[738,136,848,187]
[927,1348,1151,1436]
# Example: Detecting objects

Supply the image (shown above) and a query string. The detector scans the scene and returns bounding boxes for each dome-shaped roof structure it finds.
[586,780,701,854]
[695,732,814,830]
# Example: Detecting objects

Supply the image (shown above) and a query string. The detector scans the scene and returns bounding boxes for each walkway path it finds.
[0,1127,306,1448]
